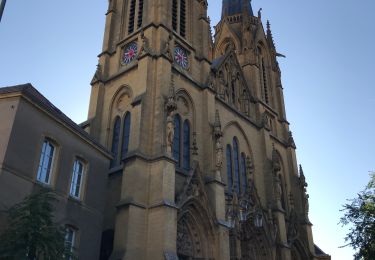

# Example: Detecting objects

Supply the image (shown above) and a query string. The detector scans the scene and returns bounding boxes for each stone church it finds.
[0,0,331,259]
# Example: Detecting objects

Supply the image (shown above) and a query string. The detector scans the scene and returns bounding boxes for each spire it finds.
[222,0,254,18]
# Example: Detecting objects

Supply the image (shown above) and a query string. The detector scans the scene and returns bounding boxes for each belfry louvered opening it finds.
[172,0,187,38]
[128,0,144,34]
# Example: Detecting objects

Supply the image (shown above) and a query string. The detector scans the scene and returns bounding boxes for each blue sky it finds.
[1,1,374,259]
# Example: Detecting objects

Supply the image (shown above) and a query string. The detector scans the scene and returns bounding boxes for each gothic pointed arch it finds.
[107,85,134,146]
[233,167,276,260]
[222,121,255,190]
[209,51,255,116]
[213,21,242,58]
[175,162,216,260]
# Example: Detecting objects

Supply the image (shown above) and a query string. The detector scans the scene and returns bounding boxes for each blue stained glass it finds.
[173,114,181,167]
[226,145,233,194]
[241,153,247,194]
[110,117,121,168]
[121,112,131,160]
[233,138,240,194]
[183,120,190,170]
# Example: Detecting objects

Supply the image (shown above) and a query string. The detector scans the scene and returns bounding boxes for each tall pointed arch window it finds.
[173,114,181,167]
[110,117,121,167]
[173,114,191,171]
[233,138,240,194]
[226,137,250,195]
[226,144,233,194]
[171,0,187,38]
[182,120,190,170]
[240,153,247,194]
[121,112,131,159]
[110,112,132,168]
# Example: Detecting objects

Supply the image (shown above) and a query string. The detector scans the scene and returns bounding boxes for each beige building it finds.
[0,0,331,260]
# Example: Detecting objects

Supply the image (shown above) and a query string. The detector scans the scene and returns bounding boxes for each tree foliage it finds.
[0,188,71,260]
[340,172,375,260]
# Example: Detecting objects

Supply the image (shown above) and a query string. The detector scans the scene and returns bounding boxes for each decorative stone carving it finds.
[299,165,310,221]
[192,132,198,156]
[261,112,270,130]
[288,131,296,149]
[274,175,282,202]
[271,145,281,173]
[287,210,299,246]
[213,110,223,180]
[139,29,154,56]
[91,64,103,85]
[161,31,174,60]
[176,218,194,257]
[165,76,177,156]
[164,251,179,260]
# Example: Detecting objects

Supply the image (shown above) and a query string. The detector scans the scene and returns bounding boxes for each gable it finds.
[207,51,255,117]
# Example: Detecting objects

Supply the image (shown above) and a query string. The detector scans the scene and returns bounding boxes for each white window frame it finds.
[65,227,76,257]
[36,139,55,185]
[69,159,85,199]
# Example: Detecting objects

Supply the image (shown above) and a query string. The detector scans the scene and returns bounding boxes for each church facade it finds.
[0,0,330,260]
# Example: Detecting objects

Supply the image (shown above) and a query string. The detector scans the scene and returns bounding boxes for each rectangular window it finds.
[65,227,76,258]
[70,159,84,199]
[36,140,55,184]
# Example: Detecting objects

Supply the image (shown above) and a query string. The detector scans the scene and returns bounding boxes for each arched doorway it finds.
[177,200,215,260]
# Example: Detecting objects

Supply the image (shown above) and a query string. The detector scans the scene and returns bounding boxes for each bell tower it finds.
[86,0,216,260]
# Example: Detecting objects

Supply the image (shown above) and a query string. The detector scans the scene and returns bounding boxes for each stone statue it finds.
[215,136,223,171]
[166,113,175,155]
[165,75,177,156]
[304,193,310,215]
[258,8,262,21]
[213,110,223,180]
[274,175,282,206]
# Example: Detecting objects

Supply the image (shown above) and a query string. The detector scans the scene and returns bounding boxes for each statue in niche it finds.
[274,175,282,208]
[165,76,177,156]
[166,113,175,155]
[215,136,223,177]
[213,110,223,180]
[262,112,270,130]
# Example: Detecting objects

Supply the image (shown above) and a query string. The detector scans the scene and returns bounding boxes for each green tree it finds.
[340,172,375,260]
[0,188,72,260]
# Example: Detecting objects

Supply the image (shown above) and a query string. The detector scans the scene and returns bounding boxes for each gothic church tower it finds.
[86,0,321,259]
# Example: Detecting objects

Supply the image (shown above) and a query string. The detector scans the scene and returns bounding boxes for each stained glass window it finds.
[36,140,55,184]
[233,138,240,194]
[121,112,131,160]
[183,120,190,170]
[241,153,247,194]
[110,117,121,168]
[226,144,233,194]
[173,114,181,167]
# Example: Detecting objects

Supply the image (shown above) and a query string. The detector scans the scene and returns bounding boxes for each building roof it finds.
[0,83,112,158]
[222,0,253,18]
[314,244,331,257]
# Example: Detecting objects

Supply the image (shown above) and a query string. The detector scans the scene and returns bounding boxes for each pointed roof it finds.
[222,0,254,18]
